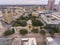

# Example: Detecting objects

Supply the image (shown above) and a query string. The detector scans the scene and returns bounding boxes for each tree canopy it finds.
[19,29,28,35]
[32,20,43,26]
[31,29,38,33]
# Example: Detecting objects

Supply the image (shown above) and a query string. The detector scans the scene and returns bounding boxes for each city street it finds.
[7,33,45,45]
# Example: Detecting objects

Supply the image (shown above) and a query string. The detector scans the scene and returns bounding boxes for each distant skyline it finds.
[0,0,60,5]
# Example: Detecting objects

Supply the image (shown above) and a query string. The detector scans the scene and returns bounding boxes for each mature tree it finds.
[49,30,55,36]
[14,21,27,27]
[40,30,46,35]
[31,29,38,33]
[32,20,43,26]
[57,29,60,33]
[12,28,15,33]
[19,16,29,20]
[44,25,59,33]
[28,14,32,17]
[19,21,27,26]
[19,16,25,20]
[4,30,14,36]
[19,29,28,35]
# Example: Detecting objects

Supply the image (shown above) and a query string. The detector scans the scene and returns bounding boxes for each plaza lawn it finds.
[13,21,27,27]
[19,29,28,35]
[32,20,43,26]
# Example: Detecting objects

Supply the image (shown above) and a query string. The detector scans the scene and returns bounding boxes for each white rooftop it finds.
[12,38,37,45]
[0,38,13,45]
[22,38,37,45]
[46,37,59,45]
[41,14,60,24]
[52,12,60,20]
[46,37,53,42]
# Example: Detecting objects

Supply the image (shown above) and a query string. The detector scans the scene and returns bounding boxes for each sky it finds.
[0,0,60,5]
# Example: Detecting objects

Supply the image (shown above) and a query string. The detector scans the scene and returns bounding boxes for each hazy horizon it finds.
[0,0,59,5]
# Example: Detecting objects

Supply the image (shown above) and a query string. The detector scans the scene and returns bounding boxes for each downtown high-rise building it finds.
[58,1,60,12]
[48,0,55,11]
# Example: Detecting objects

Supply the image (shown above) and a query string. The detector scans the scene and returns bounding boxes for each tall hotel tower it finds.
[58,1,60,12]
[48,0,55,11]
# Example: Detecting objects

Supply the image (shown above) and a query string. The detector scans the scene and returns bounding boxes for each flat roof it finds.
[0,38,13,45]
[54,38,60,45]
[12,38,37,45]
[46,37,59,45]
[22,38,37,45]
[41,14,60,24]
[46,37,53,42]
